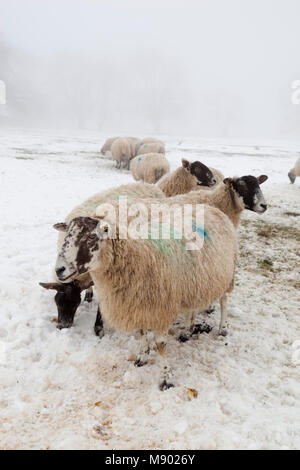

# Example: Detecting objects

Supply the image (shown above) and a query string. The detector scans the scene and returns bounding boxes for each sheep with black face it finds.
[158,159,218,197]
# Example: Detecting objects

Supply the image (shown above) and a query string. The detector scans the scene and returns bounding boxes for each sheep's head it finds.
[54,217,111,282]
[39,281,82,329]
[182,159,216,187]
[224,175,268,214]
[288,171,296,184]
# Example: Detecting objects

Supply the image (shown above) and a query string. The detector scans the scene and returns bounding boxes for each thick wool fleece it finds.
[111,138,132,164]
[137,142,165,156]
[55,183,165,285]
[289,158,300,181]
[101,137,119,154]
[158,167,224,197]
[95,182,243,230]
[91,204,237,333]
[131,153,170,184]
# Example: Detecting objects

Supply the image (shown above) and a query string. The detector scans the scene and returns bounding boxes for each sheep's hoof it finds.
[94,326,104,338]
[178,334,190,343]
[206,305,215,315]
[219,327,228,337]
[159,380,174,391]
[134,358,147,368]
[84,292,93,303]
[192,322,212,335]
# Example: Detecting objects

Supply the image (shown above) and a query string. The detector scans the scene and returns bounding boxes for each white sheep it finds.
[288,158,300,184]
[158,159,218,196]
[101,137,119,155]
[130,153,170,184]
[137,142,165,156]
[140,137,165,147]
[54,203,238,390]
[40,182,165,332]
[111,138,132,169]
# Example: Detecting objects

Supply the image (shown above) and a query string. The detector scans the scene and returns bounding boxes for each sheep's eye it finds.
[100,224,108,233]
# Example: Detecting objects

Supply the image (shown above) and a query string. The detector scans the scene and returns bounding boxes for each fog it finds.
[1,0,300,139]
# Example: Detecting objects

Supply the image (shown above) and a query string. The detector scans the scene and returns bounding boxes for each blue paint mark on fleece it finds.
[192,222,209,240]
[138,157,143,162]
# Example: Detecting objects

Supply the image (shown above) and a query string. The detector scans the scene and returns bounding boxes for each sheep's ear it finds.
[53,223,67,232]
[258,175,268,185]
[39,282,66,292]
[182,159,191,171]
[223,178,233,187]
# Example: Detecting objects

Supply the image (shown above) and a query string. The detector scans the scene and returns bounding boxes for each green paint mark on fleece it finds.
[147,224,188,262]
[138,157,143,162]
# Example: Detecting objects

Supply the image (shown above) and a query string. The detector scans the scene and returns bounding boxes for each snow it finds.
[0,127,299,450]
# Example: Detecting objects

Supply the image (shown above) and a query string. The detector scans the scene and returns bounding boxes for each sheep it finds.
[158,158,217,196]
[137,142,165,156]
[94,173,268,331]
[119,174,268,229]
[140,137,165,147]
[111,138,132,170]
[40,182,165,332]
[288,158,300,184]
[130,153,170,184]
[101,137,119,155]
[53,203,238,390]
[127,137,142,161]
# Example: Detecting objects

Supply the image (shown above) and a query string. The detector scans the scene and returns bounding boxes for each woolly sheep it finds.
[40,182,165,331]
[140,137,165,147]
[127,137,142,161]
[288,158,300,184]
[130,153,170,184]
[158,159,217,196]
[137,142,165,156]
[54,204,238,390]
[101,137,119,155]
[111,138,132,170]
[94,173,268,329]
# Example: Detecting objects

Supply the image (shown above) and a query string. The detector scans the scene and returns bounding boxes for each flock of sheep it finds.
[40,137,299,391]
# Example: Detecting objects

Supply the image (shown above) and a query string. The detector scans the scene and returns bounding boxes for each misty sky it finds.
[1,0,300,139]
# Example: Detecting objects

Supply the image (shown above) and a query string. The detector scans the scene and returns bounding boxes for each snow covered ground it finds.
[0,128,299,450]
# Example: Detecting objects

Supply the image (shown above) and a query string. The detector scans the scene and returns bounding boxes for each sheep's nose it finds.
[260,204,267,211]
[56,267,66,278]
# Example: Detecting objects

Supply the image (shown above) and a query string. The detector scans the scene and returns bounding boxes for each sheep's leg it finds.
[94,306,104,338]
[205,304,215,314]
[219,294,229,336]
[116,160,121,169]
[155,333,174,391]
[134,329,150,367]
[84,287,93,303]
[178,312,195,343]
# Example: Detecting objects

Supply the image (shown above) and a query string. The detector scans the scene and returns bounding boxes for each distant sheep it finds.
[40,183,165,332]
[101,137,119,155]
[140,137,165,147]
[158,159,216,196]
[130,153,170,184]
[128,137,142,160]
[111,138,132,169]
[137,142,165,156]
[54,204,238,390]
[288,158,300,184]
